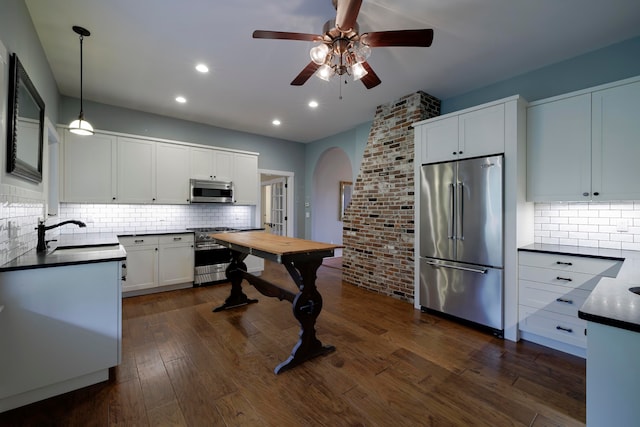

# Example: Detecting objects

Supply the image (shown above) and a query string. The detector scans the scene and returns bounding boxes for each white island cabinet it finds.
[0,261,122,413]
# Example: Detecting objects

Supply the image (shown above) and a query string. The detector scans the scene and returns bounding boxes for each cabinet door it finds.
[156,143,190,204]
[122,245,158,292]
[419,116,459,164]
[158,238,194,286]
[117,137,156,203]
[213,151,233,181]
[526,94,591,201]
[458,103,505,159]
[592,80,640,200]
[233,153,259,204]
[189,147,215,180]
[62,131,117,203]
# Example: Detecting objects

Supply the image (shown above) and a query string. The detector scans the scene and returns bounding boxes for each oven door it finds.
[193,243,232,285]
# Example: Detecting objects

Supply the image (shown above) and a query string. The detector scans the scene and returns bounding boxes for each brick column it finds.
[342,91,440,302]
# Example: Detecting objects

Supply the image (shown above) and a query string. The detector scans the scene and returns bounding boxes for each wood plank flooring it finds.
[0,260,586,426]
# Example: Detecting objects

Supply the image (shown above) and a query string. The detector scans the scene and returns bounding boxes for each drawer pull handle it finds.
[556,325,573,333]
[556,298,573,304]
[173,237,182,241]
[556,276,573,282]
[134,239,144,243]
[556,261,573,266]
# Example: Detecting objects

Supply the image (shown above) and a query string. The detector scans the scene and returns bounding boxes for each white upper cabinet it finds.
[527,77,640,201]
[591,80,640,200]
[233,153,259,204]
[527,94,592,201]
[419,102,505,164]
[189,147,233,181]
[156,143,190,204]
[117,137,156,203]
[62,130,117,203]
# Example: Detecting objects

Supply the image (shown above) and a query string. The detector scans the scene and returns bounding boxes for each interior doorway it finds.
[259,169,294,237]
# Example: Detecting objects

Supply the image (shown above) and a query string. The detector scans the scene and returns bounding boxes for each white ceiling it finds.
[24,0,640,143]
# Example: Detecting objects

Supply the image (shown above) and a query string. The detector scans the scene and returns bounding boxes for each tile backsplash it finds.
[57,203,255,234]
[0,184,46,265]
[535,202,640,250]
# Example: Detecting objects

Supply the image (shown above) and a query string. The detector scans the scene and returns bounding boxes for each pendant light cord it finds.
[79,34,84,117]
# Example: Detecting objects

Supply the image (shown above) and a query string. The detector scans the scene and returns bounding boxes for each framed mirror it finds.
[7,53,45,183]
[339,181,353,221]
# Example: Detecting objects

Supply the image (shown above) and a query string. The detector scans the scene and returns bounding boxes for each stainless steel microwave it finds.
[190,179,234,203]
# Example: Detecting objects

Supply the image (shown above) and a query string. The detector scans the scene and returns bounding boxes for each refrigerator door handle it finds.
[457,182,464,240]
[448,183,455,239]
[424,260,487,274]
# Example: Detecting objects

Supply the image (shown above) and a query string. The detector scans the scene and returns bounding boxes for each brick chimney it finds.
[342,91,440,302]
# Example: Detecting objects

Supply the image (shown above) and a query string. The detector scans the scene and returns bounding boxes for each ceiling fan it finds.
[252,0,434,89]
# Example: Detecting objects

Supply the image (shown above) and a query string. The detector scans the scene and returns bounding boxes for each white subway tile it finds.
[588,232,610,241]
[588,217,610,226]
[622,242,640,251]
[558,238,579,246]
[610,233,634,243]
[599,241,621,250]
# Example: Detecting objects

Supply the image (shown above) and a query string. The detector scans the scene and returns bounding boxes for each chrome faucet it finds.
[36,220,86,253]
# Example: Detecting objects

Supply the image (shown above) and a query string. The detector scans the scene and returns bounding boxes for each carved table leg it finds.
[212,251,258,312]
[274,257,335,374]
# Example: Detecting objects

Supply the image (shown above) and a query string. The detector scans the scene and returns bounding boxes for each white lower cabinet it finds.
[120,233,194,295]
[0,262,122,412]
[518,250,622,356]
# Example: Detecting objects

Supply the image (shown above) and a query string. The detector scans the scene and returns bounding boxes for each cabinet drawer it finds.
[518,251,621,277]
[158,234,194,245]
[119,235,159,247]
[519,279,591,317]
[519,265,601,291]
[519,306,587,348]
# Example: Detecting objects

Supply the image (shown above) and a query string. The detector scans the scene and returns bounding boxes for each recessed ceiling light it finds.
[272,119,281,126]
[175,96,187,103]
[308,100,319,108]
[195,63,209,73]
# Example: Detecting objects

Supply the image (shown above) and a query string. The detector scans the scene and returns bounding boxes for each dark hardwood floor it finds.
[0,260,586,426]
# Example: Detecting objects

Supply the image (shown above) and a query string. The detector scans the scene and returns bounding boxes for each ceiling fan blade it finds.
[335,0,362,32]
[253,30,321,42]
[291,62,321,86]
[360,62,381,89]
[362,29,434,47]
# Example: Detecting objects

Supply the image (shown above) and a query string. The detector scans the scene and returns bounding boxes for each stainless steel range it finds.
[187,227,235,286]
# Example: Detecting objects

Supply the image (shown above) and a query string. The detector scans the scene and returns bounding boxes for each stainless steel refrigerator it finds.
[419,154,504,335]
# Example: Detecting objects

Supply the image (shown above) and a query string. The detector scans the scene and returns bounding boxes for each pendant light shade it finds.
[69,26,94,136]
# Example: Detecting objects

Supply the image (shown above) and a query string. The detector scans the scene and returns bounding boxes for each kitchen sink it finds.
[50,245,120,255]
[629,287,640,296]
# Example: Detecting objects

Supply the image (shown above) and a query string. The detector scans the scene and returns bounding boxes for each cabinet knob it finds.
[112,197,116,200]
[452,151,457,155]
[582,192,589,197]
[152,198,156,201]
[593,192,599,196]
[459,151,463,154]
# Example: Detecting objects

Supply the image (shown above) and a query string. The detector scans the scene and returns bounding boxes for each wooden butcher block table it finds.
[210,231,343,374]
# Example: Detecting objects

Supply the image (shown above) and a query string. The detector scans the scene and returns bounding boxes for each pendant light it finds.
[68,26,94,135]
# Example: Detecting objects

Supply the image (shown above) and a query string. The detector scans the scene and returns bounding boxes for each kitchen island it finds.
[518,243,640,426]
[210,231,342,374]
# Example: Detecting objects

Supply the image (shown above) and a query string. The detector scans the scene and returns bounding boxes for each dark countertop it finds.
[0,228,264,273]
[519,243,640,333]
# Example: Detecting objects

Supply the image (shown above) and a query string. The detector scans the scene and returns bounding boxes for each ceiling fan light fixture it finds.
[310,44,330,65]
[351,62,368,81]
[354,42,371,63]
[316,64,335,81]
[68,26,94,136]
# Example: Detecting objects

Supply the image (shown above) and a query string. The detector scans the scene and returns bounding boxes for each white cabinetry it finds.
[189,147,233,181]
[0,262,121,412]
[527,77,640,201]
[233,153,259,204]
[120,233,194,296]
[62,130,117,203]
[419,103,505,164]
[117,137,156,203]
[156,143,190,204]
[518,250,622,356]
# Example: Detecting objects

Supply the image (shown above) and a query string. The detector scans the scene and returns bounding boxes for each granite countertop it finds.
[519,243,640,333]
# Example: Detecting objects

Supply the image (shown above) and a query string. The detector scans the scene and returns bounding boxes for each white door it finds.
[262,178,286,235]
